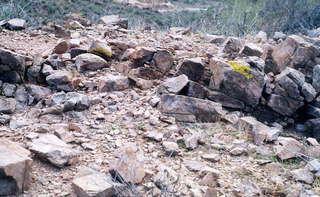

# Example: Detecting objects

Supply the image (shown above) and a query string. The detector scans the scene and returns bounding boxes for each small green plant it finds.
[226,61,253,79]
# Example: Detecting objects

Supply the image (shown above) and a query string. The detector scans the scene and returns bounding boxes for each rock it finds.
[273,32,286,40]
[109,144,145,184]
[183,133,200,150]
[306,159,320,173]
[302,83,317,102]
[98,74,130,92]
[98,15,128,29]
[88,40,113,59]
[177,58,204,82]
[267,94,304,116]
[313,65,320,92]
[0,97,16,114]
[185,81,207,99]
[209,58,266,107]
[199,168,221,187]
[0,139,32,195]
[41,64,54,76]
[271,35,319,74]
[46,71,74,91]
[75,53,109,72]
[131,47,156,67]
[230,147,247,156]
[72,168,119,197]
[304,105,320,118]
[307,137,319,146]
[26,84,51,103]
[201,153,221,162]
[183,160,206,172]
[291,168,314,184]
[162,141,179,156]
[53,40,69,54]
[240,43,263,57]
[159,94,225,123]
[30,134,80,167]
[144,131,163,142]
[70,48,87,59]
[154,165,179,193]
[274,137,305,160]
[204,34,226,45]
[151,50,173,74]
[2,83,16,97]
[306,119,320,139]
[64,13,91,27]
[221,37,243,58]
[207,90,244,109]
[0,48,26,83]
[27,65,44,83]
[63,92,90,111]
[4,18,26,30]
[158,74,189,94]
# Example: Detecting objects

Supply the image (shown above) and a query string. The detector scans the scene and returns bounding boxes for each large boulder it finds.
[158,74,189,95]
[209,58,266,107]
[177,58,204,82]
[271,35,320,75]
[0,139,32,195]
[75,53,109,72]
[159,94,225,122]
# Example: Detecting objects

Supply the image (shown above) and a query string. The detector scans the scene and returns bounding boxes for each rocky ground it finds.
[1,15,320,197]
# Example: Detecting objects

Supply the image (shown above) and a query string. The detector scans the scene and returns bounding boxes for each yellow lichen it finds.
[226,61,253,79]
[91,47,113,58]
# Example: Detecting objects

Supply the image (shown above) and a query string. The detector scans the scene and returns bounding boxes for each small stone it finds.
[184,160,206,172]
[98,74,130,92]
[53,41,69,54]
[88,40,112,59]
[291,168,314,184]
[274,137,305,160]
[230,147,247,156]
[75,53,109,72]
[158,74,189,94]
[162,141,179,156]
[4,18,26,30]
[307,159,320,173]
[144,131,163,142]
[201,153,221,162]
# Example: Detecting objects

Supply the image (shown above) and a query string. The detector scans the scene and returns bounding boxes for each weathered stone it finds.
[184,81,207,99]
[63,92,90,111]
[267,94,304,116]
[98,15,128,29]
[201,154,221,162]
[159,94,225,123]
[183,133,200,150]
[313,65,320,92]
[72,168,119,197]
[26,84,51,103]
[88,40,113,60]
[109,144,145,184]
[209,58,266,107]
[131,47,156,67]
[291,168,314,184]
[177,58,204,82]
[183,160,206,172]
[221,37,243,58]
[64,13,91,27]
[162,141,179,156]
[30,134,80,167]
[273,32,286,40]
[0,97,16,114]
[152,50,173,74]
[307,159,320,173]
[0,48,26,83]
[4,18,26,30]
[306,118,320,139]
[2,83,16,97]
[98,74,130,92]
[70,48,87,59]
[27,65,44,83]
[0,139,32,195]
[158,74,189,94]
[302,83,317,102]
[274,137,305,160]
[75,53,109,72]
[204,34,226,45]
[207,90,244,109]
[41,64,54,76]
[144,131,163,142]
[53,40,69,54]
[46,71,74,91]
[240,43,263,57]
[230,147,247,156]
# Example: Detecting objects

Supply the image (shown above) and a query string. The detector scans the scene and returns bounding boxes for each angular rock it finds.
[30,134,80,167]
[313,65,320,92]
[274,137,305,160]
[98,74,130,92]
[98,15,128,29]
[26,84,51,103]
[291,168,314,184]
[151,50,173,74]
[72,168,119,197]
[201,154,221,162]
[158,74,189,94]
[302,83,316,102]
[159,94,225,123]
[53,40,69,54]
[267,94,304,116]
[88,40,113,60]
[4,18,26,30]
[2,83,16,97]
[130,47,156,67]
[307,159,320,173]
[0,97,16,114]
[240,43,263,57]
[306,118,320,139]
[162,141,179,156]
[75,53,109,72]
[177,58,204,82]
[0,139,32,195]
[46,71,74,91]
[209,58,266,107]
[144,131,163,142]
[109,144,145,184]
[221,37,243,58]
[207,90,244,109]
[0,48,26,83]
[63,92,90,111]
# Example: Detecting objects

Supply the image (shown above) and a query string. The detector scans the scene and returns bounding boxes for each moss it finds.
[226,61,253,79]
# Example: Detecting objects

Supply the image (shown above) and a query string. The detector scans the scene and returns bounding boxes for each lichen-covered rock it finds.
[209,58,266,107]
[88,40,113,59]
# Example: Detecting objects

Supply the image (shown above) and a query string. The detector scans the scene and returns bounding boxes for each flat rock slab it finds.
[0,139,32,195]
[72,168,119,197]
[30,134,80,167]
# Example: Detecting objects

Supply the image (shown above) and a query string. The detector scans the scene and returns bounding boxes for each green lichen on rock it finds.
[226,61,253,79]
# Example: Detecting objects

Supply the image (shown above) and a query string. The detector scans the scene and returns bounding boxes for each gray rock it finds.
[72,168,120,197]
[63,92,90,111]
[313,65,320,92]
[144,131,163,142]
[307,159,320,173]
[0,48,26,83]
[302,83,316,102]
[162,141,179,156]
[267,94,304,116]
[0,139,32,195]
[306,119,320,139]
[201,154,221,162]
[26,84,51,103]
[158,74,189,94]
[152,50,173,74]
[0,97,16,114]
[30,134,80,167]
[98,74,130,92]
[159,94,225,123]
[291,168,314,184]
[240,43,263,57]
[41,64,54,76]
[0,114,10,124]
[46,71,74,91]
[273,32,286,40]
[2,83,16,97]
[185,81,207,99]
[305,105,320,118]
[27,65,44,83]
[209,58,266,107]
[177,58,204,82]
[4,18,26,30]
[75,53,109,72]
[207,90,244,109]
[221,37,243,58]
[274,137,305,160]
[98,15,128,29]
